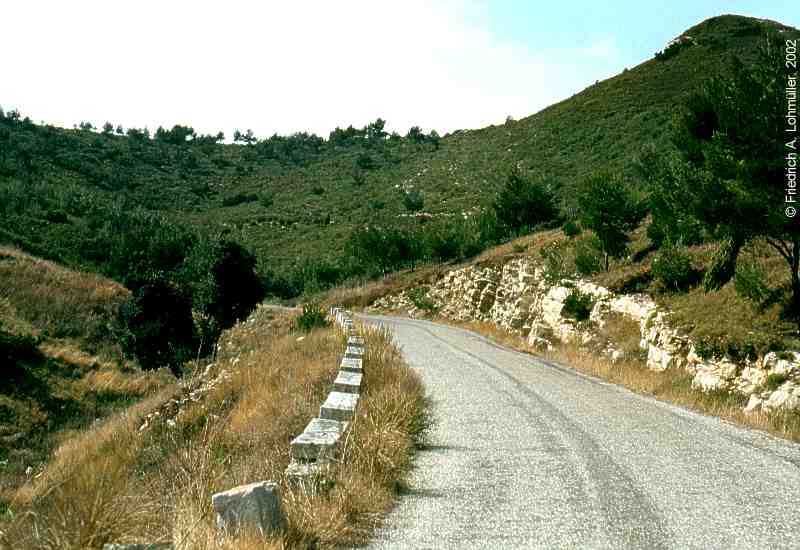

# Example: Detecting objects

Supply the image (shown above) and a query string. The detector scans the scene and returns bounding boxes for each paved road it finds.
[360,314,800,550]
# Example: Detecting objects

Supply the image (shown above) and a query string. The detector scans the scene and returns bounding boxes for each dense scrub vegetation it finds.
[1,15,786,296]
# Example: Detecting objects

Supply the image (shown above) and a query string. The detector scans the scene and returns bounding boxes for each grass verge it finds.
[1,307,428,549]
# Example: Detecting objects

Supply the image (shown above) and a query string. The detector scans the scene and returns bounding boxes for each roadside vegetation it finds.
[1,308,428,549]
[319,29,800,441]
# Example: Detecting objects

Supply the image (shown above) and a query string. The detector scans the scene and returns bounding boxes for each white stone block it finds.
[333,370,363,394]
[320,391,359,421]
[290,418,348,461]
[344,345,364,358]
[340,357,363,373]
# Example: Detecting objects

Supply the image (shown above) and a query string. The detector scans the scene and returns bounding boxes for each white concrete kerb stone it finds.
[320,391,360,421]
[333,370,363,394]
[290,418,349,461]
[340,357,363,373]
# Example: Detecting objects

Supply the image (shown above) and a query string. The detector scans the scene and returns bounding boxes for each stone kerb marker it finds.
[333,370,363,393]
[320,391,360,422]
[290,417,350,461]
[285,305,364,486]
[344,344,364,359]
[340,356,363,373]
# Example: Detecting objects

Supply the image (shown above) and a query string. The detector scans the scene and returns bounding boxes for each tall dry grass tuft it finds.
[2,307,428,549]
[2,389,175,549]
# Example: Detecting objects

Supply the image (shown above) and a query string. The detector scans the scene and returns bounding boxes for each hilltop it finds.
[0,15,793,293]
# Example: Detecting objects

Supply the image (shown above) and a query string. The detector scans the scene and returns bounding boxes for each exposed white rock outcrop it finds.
[371,257,800,414]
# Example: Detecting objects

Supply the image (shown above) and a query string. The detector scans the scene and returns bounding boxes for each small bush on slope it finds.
[293,303,330,332]
[651,242,695,291]
[562,288,593,322]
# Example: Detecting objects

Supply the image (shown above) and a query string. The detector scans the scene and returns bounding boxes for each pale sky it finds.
[2,1,798,139]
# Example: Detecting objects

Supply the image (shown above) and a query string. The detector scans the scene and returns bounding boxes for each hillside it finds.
[0,15,791,289]
[0,247,171,501]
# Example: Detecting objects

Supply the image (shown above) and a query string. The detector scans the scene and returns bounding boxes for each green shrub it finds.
[259,194,274,208]
[356,153,376,170]
[654,39,693,61]
[402,190,425,212]
[765,372,789,391]
[573,235,603,275]
[540,241,570,285]
[0,328,41,393]
[734,260,769,304]
[493,168,559,236]
[221,192,259,207]
[43,209,69,224]
[703,237,742,291]
[294,304,330,332]
[562,220,581,238]
[562,288,593,322]
[652,243,695,291]
[407,287,438,313]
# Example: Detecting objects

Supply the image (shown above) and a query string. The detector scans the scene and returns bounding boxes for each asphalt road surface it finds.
[360,314,800,550]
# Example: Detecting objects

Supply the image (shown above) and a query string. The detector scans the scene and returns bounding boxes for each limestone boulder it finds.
[744,394,763,414]
[762,382,800,413]
[691,359,738,392]
[763,352,800,376]
[211,481,286,536]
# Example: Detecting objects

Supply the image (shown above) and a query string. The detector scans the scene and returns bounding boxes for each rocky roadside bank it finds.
[371,257,800,416]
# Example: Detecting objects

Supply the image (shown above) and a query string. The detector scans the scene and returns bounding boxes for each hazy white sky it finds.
[2,1,797,138]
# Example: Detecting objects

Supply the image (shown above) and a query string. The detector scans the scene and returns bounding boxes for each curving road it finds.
[360,314,800,550]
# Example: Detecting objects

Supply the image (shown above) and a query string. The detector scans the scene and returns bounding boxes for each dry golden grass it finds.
[314,264,449,311]
[0,246,175,502]
[0,245,129,356]
[472,228,563,266]
[1,307,427,549]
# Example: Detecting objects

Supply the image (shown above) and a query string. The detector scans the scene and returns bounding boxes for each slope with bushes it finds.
[0,246,172,505]
[1,15,793,298]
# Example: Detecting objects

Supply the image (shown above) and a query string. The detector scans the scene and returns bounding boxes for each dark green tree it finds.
[492,167,559,236]
[366,118,387,141]
[661,34,799,313]
[577,171,645,270]
[118,276,196,376]
[403,189,425,212]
